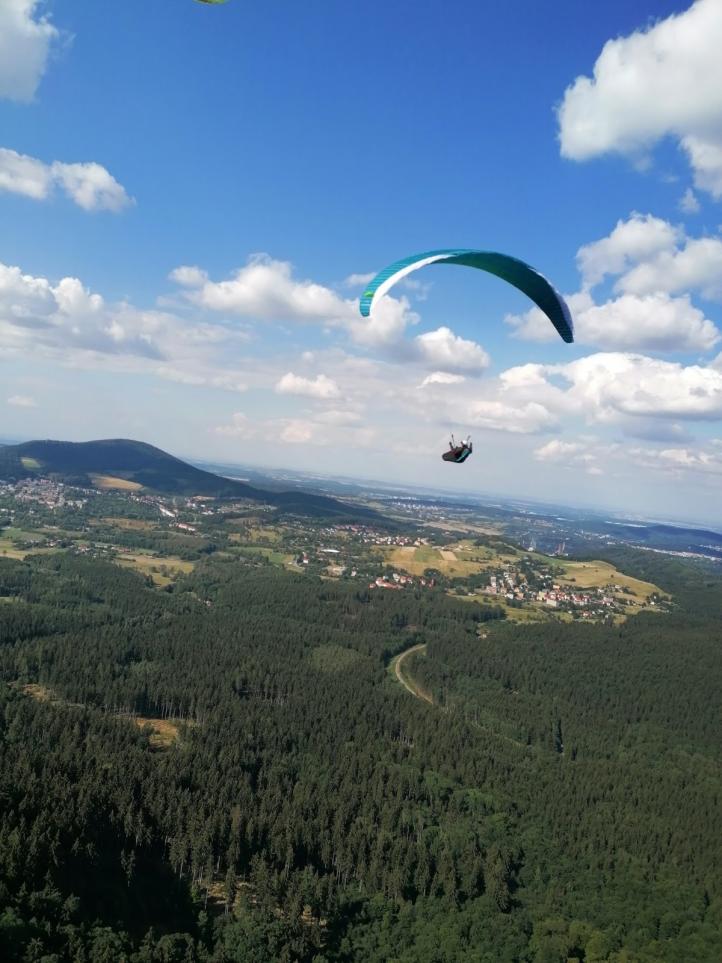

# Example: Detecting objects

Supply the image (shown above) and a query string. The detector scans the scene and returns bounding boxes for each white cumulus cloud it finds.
[0,259,259,403]
[555,352,722,422]
[347,293,415,347]
[171,256,490,374]
[617,236,722,301]
[683,134,722,199]
[465,400,557,435]
[314,408,362,426]
[619,441,722,478]
[575,212,722,302]
[343,272,375,288]
[7,394,37,407]
[177,254,356,324]
[280,419,316,444]
[577,292,718,352]
[509,289,719,353]
[213,413,256,439]
[52,160,132,212]
[497,351,722,436]
[0,0,63,102]
[0,148,133,212]
[537,434,722,482]
[558,0,722,198]
[275,372,340,400]
[534,438,603,475]
[169,266,208,288]
[412,326,490,374]
[535,439,585,461]
[419,371,466,387]
[576,213,681,288]
[0,148,52,199]
[679,188,701,214]
[509,214,722,352]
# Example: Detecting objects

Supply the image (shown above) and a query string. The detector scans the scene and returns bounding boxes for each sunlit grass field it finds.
[115,553,195,586]
[89,474,143,491]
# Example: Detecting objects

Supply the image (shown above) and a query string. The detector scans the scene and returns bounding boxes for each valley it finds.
[0,444,720,962]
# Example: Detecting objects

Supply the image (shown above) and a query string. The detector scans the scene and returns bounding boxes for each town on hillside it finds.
[0,474,670,623]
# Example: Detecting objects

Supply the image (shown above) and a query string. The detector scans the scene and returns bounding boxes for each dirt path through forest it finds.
[391,641,528,749]
[393,643,433,704]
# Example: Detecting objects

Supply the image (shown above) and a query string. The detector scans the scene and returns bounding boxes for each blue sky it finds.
[2,0,722,524]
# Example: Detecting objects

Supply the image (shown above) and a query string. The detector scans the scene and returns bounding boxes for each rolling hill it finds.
[0,439,375,519]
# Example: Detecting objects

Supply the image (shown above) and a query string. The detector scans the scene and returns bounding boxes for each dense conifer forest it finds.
[0,547,720,961]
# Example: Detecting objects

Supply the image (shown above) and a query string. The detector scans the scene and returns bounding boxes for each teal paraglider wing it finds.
[359,248,574,343]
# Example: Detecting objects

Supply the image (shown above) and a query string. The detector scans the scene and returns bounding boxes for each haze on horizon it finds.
[2,0,722,524]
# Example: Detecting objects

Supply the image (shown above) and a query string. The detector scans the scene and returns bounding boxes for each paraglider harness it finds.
[442,434,472,464]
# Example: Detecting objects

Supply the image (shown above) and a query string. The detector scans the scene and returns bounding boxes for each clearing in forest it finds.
[127,716,184,749]
[558,560,666,608]
[0,540,30,560]
[385,544,486,577]
[457,595,560,623]
[17,683,188,750]
[115,553,195,585]
[98,517,157,531]
[0,529,58,559]
[227,542,292,566]
[18,683,83,709]
[21,683,55,702]
[310,645,369,674]
[385,540,520,577]
[246,525,284,543]
[89,474,143,491]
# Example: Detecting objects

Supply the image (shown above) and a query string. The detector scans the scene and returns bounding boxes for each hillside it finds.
[0,439,374,519]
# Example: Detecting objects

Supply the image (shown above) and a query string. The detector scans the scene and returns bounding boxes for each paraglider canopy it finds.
[360,248,574,343]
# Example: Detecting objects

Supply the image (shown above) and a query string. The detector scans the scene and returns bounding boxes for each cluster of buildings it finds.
[369,573,436,591]
[317,523,428,549]
[535,586,616,612]
[295,547,345,572]
[482,568,623,618]
[131,494,216,519]
[4,478,87,511]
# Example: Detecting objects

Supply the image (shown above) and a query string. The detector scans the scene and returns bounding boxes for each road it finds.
[391,640,527,748]
[393,643,433,704]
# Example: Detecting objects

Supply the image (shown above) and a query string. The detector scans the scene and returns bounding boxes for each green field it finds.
[384,543,491,577]
[96,517,158,532]
[0,528,56,560]
[457,593,559,622]
[310,645,369,674]
[115,553,195,586]
[227,543,292,566]
[558,558,666,604]
[89,473,143,491]
[0,540,27,560]
[386,539,538,578]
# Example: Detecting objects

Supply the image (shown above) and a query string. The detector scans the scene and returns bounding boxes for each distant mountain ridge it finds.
[0,439,375,519]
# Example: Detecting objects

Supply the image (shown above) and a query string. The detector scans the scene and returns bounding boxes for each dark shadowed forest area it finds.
[0,547,720,961]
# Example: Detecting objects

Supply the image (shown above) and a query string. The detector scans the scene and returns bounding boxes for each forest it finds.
[0,545,720,961]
